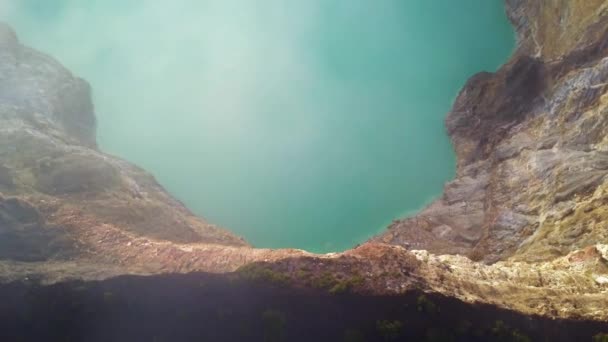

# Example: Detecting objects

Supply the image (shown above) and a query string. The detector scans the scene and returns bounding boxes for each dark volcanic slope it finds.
[0,273,606,342]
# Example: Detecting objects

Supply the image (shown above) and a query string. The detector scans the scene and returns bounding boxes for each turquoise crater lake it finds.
[6,1,514,253]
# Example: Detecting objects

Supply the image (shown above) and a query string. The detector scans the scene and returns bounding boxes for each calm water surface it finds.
[6,1,513,252]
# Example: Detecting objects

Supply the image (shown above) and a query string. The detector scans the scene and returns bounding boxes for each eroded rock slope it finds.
[374,0,608,265]
[0,22,247,265]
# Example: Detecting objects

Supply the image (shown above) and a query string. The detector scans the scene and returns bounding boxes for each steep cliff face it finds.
[1,0,608,325]
[0,23,246,263]
[374,0,608,264]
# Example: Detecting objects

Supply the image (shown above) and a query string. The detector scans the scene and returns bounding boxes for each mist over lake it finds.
[3,0,514,252]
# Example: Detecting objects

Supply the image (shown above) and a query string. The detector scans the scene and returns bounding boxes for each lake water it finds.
[5,1,514,252]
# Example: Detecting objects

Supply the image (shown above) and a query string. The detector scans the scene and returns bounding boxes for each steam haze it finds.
[3,1,514,252]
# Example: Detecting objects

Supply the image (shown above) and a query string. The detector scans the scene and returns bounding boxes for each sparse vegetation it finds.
[330,274,365,294]
[311,271,337,289]
[467,248,486,262]
[490,320,531,342]
[237,264,289,285]
[417,295,439,314]
[376,320,403,341]
[295,269,312,281]
[308,271,365,294]
[594,333,608,342]
[1,277,602,341]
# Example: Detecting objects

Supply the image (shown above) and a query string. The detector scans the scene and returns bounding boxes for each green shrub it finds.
[237,264,289,285]
[311,273,365,294]
[329,281,350,294]
[311,272,338,289]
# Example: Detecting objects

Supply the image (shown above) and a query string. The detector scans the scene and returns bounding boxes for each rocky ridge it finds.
[0,0,607,324]
[374,0,608,265]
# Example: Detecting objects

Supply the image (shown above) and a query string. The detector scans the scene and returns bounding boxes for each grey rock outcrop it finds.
[0,23,247,262]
